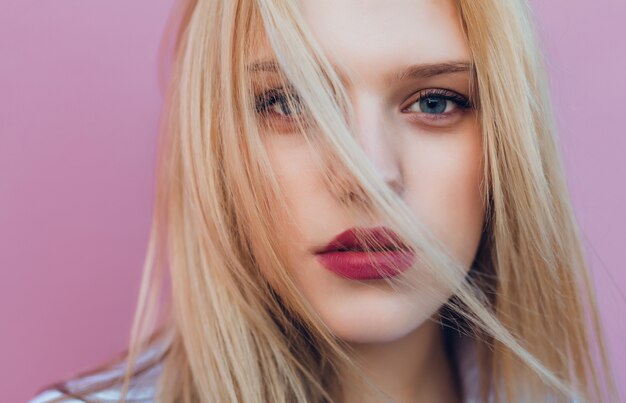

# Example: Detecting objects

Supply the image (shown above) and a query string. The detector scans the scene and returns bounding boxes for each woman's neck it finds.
[340,318,462,403]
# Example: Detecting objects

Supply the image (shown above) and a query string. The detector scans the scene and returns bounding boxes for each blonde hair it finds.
[42,0,617,402]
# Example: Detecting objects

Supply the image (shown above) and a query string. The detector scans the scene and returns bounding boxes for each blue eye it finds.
[255,88,304,118]
[418,97,449,114]
[403,89,471,115]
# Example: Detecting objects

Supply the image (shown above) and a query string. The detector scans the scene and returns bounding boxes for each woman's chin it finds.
[315,297,440,345]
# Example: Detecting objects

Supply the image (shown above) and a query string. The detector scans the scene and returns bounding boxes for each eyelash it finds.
[401,88,472,113]
[254,87,303,118]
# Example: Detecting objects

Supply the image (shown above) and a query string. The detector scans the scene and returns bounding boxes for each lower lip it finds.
[315,249,416,280]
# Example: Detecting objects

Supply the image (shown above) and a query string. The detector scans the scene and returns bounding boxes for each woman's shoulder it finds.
[29,363,161,402]
[29,386,156,403]
[29,373,159,402]
[30,387,156,403]
[30,390,70,403]
[29,341,167,403]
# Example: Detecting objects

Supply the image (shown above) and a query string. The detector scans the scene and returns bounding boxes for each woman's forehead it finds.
[298,0,469,81]
[251,0,471,88]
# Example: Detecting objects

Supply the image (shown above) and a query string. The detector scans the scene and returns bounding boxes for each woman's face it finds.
[251,0,484,343]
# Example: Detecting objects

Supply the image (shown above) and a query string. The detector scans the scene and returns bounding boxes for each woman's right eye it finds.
[255,88,305,119]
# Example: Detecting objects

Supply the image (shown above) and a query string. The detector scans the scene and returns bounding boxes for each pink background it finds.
[1,1,624,401]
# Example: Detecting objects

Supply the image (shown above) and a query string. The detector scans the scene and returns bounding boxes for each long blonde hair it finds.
[43,0,617,402]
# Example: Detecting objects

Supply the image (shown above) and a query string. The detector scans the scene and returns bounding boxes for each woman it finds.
[31,0,616,402]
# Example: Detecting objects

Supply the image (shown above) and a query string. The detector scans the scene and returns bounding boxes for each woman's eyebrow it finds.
[247,59,472,83]
[247,60,281,73]
[390,61,472,83]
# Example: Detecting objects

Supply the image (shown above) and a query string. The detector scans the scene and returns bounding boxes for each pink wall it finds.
[0,1,172,400]
[1,1,624,401]
[530,1,626,400]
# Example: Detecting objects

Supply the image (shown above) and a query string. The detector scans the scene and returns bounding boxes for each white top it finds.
[28,335,570,402]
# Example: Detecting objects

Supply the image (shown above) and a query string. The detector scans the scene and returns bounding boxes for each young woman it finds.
[31,0,617,402]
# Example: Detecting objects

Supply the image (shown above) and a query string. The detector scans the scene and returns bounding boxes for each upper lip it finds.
[315,226,412,254]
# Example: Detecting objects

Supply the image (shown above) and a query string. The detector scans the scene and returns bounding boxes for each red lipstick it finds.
[315,226,416,280]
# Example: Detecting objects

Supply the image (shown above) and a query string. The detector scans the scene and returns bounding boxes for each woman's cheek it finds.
[400,119,483,267]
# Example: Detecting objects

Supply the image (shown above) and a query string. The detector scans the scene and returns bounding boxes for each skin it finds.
[250,0,484,401]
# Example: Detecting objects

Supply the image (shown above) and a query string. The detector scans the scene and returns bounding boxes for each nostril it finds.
[386,179,405,197]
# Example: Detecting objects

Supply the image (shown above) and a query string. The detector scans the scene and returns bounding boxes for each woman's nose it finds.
[352,97,405,198]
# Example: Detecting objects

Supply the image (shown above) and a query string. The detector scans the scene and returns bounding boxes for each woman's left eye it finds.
[255,88,304,118]
[402,89,471,116]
